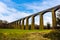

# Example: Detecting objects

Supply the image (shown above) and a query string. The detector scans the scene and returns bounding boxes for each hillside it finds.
[0,29,60,40]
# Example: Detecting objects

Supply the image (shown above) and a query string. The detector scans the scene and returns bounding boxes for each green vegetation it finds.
[0,29,51,40]
[44,29,60,40]
[0,29,60,40]
[0,29,51,33]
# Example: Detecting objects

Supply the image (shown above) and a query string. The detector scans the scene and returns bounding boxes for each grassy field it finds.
[0,29,51,33]
[1,29,60,40]
[0,29,52,40]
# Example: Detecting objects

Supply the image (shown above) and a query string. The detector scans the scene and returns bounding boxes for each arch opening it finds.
[35,15,39,29]
[43,12,52,29]
[29,17,32,30]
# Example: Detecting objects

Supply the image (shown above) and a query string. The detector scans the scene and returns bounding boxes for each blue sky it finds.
[0,0,60,25]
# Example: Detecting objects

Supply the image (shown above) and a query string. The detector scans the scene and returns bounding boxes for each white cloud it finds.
[42,1,47,5]
[0,2,31,22]
[23,0,60,13]
[0,2,6,13]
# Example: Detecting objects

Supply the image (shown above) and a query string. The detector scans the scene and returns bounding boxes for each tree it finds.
[46,22,50,29]
[0,20,8,28]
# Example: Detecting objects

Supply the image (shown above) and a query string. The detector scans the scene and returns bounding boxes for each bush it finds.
[44,29,60,40]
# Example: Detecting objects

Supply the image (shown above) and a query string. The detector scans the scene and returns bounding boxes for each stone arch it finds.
[55,8,60,28]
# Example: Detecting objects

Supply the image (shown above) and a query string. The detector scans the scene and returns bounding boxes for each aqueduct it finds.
[8,5,60,30]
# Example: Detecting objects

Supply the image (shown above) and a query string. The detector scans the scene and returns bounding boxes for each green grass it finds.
[0,29,52,36]
[0,29,52,40]
[0,29,51,37]
[0,29,51,33]
[0,29,60,40]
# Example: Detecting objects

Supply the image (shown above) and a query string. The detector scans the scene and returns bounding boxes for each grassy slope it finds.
[0,29,52,40]
[0,29,60,40]
[0,29,51,35]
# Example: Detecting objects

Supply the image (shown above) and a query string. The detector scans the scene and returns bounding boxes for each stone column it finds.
[26,17,29,30]
[10,23,12,28]
[17,20,21,29]
[17,21,20,29]
[13,22,15,28]
[52,9,56,29]
[19,20,21,29]
[14,22,16,28]
[8,24,10,28]
[39,13,44,30]
[15,21,18,29]
[22,19,24,30]
[31,15,35,30]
